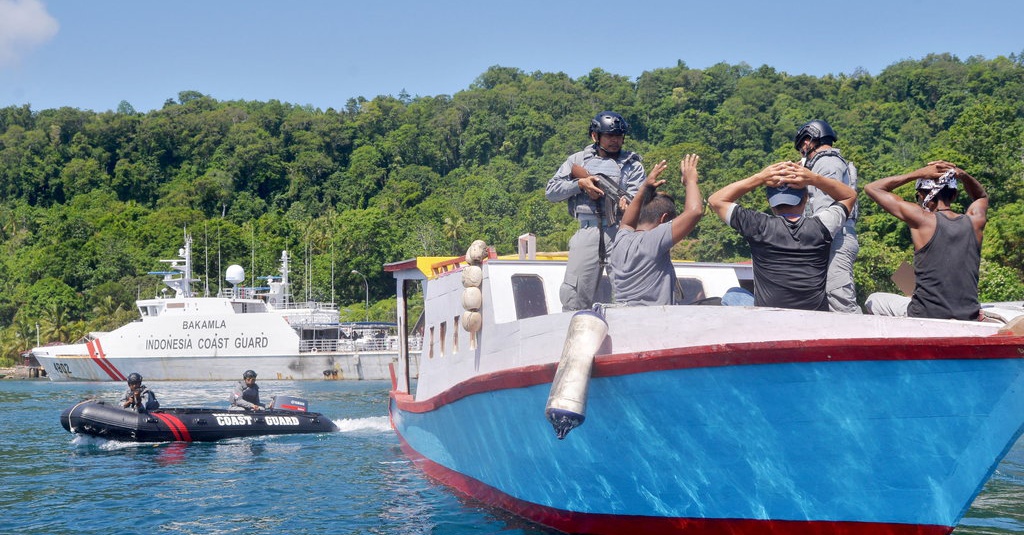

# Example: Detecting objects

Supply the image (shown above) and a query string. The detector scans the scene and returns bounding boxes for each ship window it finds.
[676,278,707,305]
[452,315,459,353]
[511,274,547,319]
[428,326,435,359]
[439,321,447,356]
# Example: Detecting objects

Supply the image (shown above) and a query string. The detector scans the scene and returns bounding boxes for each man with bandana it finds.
[863,161,989,320]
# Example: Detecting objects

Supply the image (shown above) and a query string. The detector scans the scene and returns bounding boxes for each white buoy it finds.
[461,310,482,333]
[545,310,608,439]
[465,240,488,265]
[461,286,482,311]
[462,265,483,288]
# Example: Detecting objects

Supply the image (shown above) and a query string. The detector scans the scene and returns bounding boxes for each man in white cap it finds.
[864,161,988,320]
[708,160,856,311]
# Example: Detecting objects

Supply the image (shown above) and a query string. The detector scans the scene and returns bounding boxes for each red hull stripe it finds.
[86,340,120,380]
[85,340,126,381]
[152,413,192,442]
[395,336,1024,414]
[394,432,952,535]
[94,340,126,381]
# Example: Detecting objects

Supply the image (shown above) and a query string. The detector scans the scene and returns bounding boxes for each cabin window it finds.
[428,326,435,359]
[511,274,547,319]
[452,315,459,353]
[439,321,447,357]
[676,278,708,305]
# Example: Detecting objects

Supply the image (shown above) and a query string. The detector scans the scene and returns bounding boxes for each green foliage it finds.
[3,54,1024,360]
[979,260,1024,302]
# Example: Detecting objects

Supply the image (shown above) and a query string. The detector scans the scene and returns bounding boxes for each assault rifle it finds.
[570,164,633,206]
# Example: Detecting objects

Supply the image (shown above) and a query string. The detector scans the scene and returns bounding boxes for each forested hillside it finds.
[2,53,1023,364]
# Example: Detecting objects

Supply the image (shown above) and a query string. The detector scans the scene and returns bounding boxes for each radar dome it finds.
[225,265,245,285]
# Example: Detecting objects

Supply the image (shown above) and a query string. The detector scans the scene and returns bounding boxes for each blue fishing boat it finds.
[384,238,1024,534]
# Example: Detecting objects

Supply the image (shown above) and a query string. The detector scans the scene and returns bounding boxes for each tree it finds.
[0,55,1023,328]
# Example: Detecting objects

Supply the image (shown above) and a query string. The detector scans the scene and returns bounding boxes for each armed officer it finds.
[120,372,159,413]
[545,111,646,311]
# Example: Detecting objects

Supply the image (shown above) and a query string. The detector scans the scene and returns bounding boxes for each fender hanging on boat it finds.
[545,309,608,439]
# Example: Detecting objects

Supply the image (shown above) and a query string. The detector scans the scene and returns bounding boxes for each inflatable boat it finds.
[61,395,338,442]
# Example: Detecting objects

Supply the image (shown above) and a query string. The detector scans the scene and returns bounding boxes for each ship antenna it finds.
[203,222,210,297]
[217,224,223,296]
[251,224,256,288]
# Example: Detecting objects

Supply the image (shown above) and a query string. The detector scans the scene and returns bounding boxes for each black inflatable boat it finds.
[61,396,338,442]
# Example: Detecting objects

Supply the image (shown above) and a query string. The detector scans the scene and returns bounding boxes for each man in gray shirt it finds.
[546,111,645,311]
[796,120,862,313]
[609,155,704,306]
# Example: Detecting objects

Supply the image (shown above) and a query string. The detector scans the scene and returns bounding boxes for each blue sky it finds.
[1,0,1021,113]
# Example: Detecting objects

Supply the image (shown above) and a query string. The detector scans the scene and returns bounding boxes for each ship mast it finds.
[156,234,199,299]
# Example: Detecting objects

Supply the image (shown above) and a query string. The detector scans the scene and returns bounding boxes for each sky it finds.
[1,0,1022,113]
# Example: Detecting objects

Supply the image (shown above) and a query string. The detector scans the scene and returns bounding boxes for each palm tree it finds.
[39,302,73,344]
[443,215,466,255]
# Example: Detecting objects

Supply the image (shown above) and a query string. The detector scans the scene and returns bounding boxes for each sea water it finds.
[0,380,1021,535]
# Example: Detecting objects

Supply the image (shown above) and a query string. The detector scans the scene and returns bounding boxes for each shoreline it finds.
[0,366,47,380]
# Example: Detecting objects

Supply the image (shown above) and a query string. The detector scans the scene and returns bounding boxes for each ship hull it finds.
[36,348,409,381]
[391,338,1024,534]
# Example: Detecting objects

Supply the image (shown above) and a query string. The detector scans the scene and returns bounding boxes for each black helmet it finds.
[794,120,837,150]
[589,111,629,136]
[127,372,142,385]
[243,370,257,379]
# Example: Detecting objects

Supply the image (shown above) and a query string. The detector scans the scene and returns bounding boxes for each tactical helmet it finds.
[127,372,142,385]
[243,370,257,379]
[794,120,837,150]
[589,111,629,136]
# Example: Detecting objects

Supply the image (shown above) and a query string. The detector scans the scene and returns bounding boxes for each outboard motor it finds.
[270,395,308,412]
[545,310,608,439]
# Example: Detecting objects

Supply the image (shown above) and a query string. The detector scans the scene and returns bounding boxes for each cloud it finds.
[0,0,59,67]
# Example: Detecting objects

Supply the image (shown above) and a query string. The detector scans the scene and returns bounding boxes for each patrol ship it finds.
[32,235,420,382]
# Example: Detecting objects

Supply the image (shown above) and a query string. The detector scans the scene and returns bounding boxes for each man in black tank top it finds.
[863,161,989,320]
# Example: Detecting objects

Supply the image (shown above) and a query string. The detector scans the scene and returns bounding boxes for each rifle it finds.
[570,164,633,207]
[124,387,141,408]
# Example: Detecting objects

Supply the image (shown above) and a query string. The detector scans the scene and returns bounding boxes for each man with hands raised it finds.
[609,155,704,306]
[863,161,988,320]
[708,161,856,311]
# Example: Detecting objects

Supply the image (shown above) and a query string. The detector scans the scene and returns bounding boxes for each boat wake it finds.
[333,416,391,434]
[71,434,155,450]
